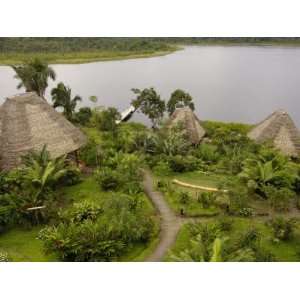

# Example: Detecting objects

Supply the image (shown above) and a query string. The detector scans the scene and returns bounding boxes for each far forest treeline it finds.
[0,38,173,53]
[1,37,300,54]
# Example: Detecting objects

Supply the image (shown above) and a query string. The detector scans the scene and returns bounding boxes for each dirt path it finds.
[142,170,300,261]
[142,170,183,262]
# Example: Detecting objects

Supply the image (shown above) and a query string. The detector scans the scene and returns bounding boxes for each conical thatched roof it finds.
[168,107,206,144]
[0,92,87,170]
[248,109,300,157]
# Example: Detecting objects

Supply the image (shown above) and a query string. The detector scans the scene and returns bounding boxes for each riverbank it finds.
[0,47,180,65]
[3,41,300,65]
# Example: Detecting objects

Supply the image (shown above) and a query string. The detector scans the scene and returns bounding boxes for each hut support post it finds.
[75,150,80,166]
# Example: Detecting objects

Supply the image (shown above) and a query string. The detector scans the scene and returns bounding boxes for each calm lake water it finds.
[1,46,300,126]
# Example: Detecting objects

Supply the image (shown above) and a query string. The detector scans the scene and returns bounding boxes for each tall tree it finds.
[167,89,195,115]
[51,82,82,121]
[131,88,165,128]
[11,58,56,97]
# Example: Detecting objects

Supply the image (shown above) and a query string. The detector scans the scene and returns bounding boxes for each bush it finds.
[239,207,254,217]
[227,185,250,215]
[168,155,202,173]
[238,228,261,249]
[197,192,216,208]
[59,201,104,223]
[178,191,192,205]
[195,143,220,163]
[39,196,155,261]
[0,199,20,231]
[79,140,100,166]
[153,161,172,176]
[74,107,92,126]
[95,153,142,193]
[95,107,121,132]
[0,251,10,262]
[156,179,169,192]
[264,186,295,212]
[59,167,82,186]
[268,217,296,241]
[95,167,122,191]
[217,217,233,232]
[114,123,148,153]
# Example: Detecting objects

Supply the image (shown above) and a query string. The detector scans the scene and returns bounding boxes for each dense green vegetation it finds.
[1,58,300,262]
[166,217,300,262]
[0,38,178,64]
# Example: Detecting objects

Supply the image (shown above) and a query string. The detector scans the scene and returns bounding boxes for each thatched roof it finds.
[248,109,300,157]
[0,92,87,170]
[168,107,206,144]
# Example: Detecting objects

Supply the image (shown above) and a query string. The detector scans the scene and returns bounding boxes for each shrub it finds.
[268,217,296,241]
[39,196,155,261]
[197,192,216,208]
[239,207,254,217]
[153,161,172,176]
[59,201,104,223]
[95,167,122,191]
[114,123,148,153]
[0,251,10,262]
[168,155,202,173]
[74,107,92,126]
[59,167,82,186]
[0,171,11,194]
[79,140,100,166]
[95,107,121,133]
[195,143,220,163]
[178,191,191,205]
[238,228,260,249]
[156,179,169,192]
[0,202,18,230]
[227,185,250,215]
[217,217,233,232]
[95,153,142,193]
[264,186,295,212]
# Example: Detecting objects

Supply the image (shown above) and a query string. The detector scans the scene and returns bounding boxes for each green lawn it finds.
[165,217,300,262]
[0,226,56,262]
[154,171,224,217]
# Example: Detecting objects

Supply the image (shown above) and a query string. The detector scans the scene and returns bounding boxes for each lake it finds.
[1,45,300,126]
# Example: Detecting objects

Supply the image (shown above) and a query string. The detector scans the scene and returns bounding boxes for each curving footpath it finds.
[142,170,182,262]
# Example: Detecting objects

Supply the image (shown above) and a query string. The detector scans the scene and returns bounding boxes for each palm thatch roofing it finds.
[0,92,87,170]
[167,107,206,144]
[248,109,300,157]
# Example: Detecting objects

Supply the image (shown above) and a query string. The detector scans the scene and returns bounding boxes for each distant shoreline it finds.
[0,47,181,66]
[2,41,300,66]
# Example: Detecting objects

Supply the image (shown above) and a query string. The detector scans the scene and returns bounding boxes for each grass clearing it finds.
[0,226,56,262]
[153,171,225,217]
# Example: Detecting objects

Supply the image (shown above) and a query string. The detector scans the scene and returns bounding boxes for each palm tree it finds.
[51,82,82,121]
[11,58,56,97]
[22,145,68,205]
[169,236,225,262]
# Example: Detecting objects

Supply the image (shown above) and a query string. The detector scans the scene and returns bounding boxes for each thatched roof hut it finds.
[248,109,300,157]
[168,107,206,144]
[0,92,87,170]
